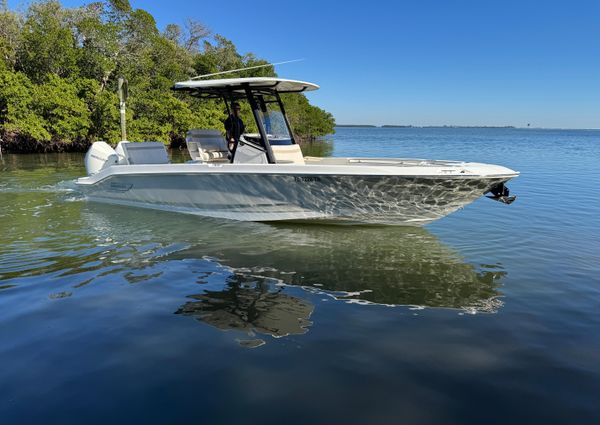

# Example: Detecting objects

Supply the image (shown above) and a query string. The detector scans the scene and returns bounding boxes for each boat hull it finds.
[77,171,512,225]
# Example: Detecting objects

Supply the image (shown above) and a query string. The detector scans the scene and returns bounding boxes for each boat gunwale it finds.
[76,165,519,186]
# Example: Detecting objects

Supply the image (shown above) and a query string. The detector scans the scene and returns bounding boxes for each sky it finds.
[10,0,600,128]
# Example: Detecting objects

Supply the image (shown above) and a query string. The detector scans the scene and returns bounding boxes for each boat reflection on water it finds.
[175,274,314,348]
[166,222,505,310]
[81,204,506,344]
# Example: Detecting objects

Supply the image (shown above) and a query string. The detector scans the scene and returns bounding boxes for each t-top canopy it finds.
[172,77,319,98]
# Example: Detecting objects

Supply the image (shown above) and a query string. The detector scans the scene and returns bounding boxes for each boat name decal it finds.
[108,182,133,192]
[294,176,321,183]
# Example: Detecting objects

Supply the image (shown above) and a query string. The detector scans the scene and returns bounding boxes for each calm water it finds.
[1,127,599,424]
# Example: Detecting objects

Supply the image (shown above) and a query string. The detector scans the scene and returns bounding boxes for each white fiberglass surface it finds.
[77,171,509,224]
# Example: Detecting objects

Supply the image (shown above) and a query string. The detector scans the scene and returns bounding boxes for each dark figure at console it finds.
[224,102,245,152]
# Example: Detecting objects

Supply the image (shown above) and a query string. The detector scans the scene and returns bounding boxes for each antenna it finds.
[190,58,304,80]
[118,78,128,141]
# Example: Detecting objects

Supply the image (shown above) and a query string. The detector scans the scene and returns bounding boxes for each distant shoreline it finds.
[336,125,517,129]
[336,125,600,130]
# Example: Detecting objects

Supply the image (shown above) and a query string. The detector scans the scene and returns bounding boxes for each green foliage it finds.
[0,9,21,70]
[72,4,121,85]
[36,74,91,141]
[107,0,131,16]
[282,93,336,139]
[17,1,79,82]
[0,0,334,150]
[194,35,242,76]
[87,84,121,142]
[128,87,202,143]
[0,70,50,140]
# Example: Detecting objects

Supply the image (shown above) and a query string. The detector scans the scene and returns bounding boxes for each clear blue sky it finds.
[11,0,600,128]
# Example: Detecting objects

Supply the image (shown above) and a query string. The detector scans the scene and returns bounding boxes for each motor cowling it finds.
[84,141,118,175]
[486,182,516,204]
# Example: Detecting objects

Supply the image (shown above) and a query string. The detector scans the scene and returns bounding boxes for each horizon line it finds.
[335,124,600,131]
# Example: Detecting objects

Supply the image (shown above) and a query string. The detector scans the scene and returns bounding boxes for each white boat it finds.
[76,77,518,225]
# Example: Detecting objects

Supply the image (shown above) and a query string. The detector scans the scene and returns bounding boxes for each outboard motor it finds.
[486,182,516,204]
[84,141,118,175]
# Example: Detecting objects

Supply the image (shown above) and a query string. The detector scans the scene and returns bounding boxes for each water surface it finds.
[1,127,599,424]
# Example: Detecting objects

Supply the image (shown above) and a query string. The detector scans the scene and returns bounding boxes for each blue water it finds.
[1,127,599,424]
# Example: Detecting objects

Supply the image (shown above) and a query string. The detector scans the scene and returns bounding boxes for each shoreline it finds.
[336,125,600,130]
[0,134,328,154]
[2,127,597,154]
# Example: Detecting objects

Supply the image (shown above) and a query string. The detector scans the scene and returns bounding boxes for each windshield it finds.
[257,103,292,144]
